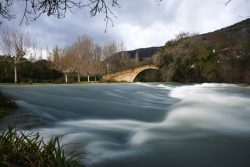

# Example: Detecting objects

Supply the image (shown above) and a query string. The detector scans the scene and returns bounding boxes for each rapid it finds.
[1,83,250,167]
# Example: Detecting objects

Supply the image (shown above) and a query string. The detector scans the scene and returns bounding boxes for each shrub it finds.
[0,128,84,167]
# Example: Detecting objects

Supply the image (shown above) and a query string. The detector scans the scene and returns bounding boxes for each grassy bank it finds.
[0,128,84,167]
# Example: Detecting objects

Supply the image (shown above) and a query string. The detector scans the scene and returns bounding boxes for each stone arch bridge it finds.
[102,65,159,82]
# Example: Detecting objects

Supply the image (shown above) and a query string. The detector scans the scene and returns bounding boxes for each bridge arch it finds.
[102,65,159,82]
[133,68,160,82]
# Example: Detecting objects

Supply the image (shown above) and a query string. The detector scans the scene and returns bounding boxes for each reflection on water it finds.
[1,83,250,167]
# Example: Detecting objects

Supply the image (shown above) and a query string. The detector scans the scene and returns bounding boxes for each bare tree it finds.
[90,44,102,81]
[72,53,84,83]
[118,43,129,69]
[50,36,132,83]
[51,35,104,83]
[103,41,133,72]
[68,42,83,83]
[73,36,94,82]
[103,41,117,73]
[0,26,33,83]
[50,46,74,83]
[103,41,117,59]
[135,51,139,66]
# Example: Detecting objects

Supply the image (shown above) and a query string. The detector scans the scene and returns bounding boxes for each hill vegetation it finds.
[157,19,250,83]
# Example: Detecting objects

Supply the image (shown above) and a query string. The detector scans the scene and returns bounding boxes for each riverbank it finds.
[0,91,17,118]
[0,81,99,85]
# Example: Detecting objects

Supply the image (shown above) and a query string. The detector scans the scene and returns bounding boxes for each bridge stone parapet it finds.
[102,65,159,82]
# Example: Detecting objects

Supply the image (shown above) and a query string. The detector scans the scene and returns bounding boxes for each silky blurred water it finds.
[1,83,250,167]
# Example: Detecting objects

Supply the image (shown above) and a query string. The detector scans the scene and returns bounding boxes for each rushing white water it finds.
[1,83,250,167]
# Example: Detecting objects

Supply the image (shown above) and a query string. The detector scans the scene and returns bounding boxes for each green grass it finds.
[79,82,90,84]
[0,82,99,85]
[30,83,54,85]
[0,128,84,167]
[29,82,98,85]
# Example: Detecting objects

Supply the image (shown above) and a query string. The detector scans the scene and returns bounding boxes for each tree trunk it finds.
[106,63,109,74]
[95,76,97,82]
[64,73,68,83]
[87,75,90,83]
[77,73,80,83]
[14,64,17,83]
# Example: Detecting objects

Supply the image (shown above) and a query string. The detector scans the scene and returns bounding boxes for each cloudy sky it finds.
[3,0,250,55]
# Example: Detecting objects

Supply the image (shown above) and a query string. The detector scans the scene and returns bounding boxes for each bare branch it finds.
[0,0,15,24]
[0,0,120,30]
[84,0,120,32]
[225,0,232,6]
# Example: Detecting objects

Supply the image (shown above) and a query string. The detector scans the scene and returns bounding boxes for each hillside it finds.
[201,18,250,41]
[159,18,250,83]
[198,18,250,53]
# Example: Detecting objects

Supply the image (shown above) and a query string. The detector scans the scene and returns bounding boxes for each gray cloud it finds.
[2,0,250,52]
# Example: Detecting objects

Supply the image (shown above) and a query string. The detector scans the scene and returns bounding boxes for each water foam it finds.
[128,83,250,146]
[12,83,250,165]
[169,83,239,99]
[135,82,173,90]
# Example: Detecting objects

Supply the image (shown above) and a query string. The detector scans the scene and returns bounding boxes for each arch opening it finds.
[133,69,161,82]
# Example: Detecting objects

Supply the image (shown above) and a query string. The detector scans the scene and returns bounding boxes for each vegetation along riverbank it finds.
[0,128,84,167]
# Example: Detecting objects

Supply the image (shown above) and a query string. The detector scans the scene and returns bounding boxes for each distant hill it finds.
[105,46,162,62]
[103,46,162,72]
[126,46,162,59]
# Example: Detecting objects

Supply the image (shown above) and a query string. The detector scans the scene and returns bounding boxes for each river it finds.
[1,83,250,167]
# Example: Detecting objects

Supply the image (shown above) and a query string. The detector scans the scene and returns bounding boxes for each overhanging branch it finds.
[0,0,120,30]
